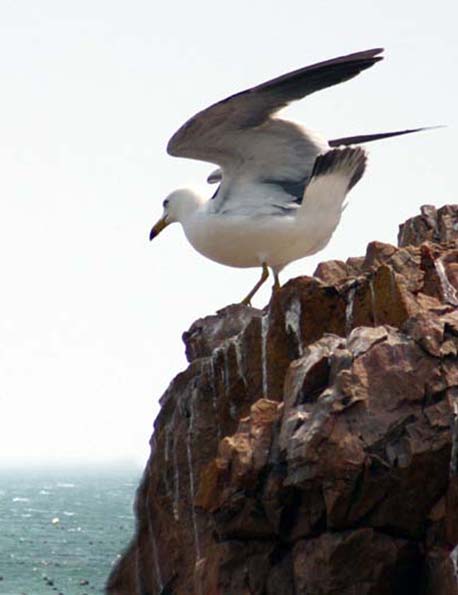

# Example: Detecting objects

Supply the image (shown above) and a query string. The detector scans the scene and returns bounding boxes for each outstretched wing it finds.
[167,49,383,169]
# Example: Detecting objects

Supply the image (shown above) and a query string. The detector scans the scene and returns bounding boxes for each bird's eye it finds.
[163,199,169,209]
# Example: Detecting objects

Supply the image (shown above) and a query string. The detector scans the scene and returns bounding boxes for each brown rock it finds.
[362,240,398,270]
[398,204,458,247]
[292,529,421,595]
[183,304,262,362]
[422,548,458,595]
[195,399,282,539]
[398,204,440,246]
[107,205,458,595]
[314,259,354,284]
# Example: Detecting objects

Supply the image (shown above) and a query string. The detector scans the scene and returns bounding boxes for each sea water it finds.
[0,465,140,595]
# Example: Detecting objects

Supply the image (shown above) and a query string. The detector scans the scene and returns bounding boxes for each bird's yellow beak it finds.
[149,217,169,241]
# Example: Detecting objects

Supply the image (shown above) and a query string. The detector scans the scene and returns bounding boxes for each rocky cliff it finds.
[107,205,458,595]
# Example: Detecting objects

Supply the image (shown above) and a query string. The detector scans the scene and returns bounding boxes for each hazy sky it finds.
[1,1,456,467]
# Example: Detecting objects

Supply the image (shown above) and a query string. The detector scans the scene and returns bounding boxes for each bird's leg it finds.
[272,269,281,291]
[241,263,269,306]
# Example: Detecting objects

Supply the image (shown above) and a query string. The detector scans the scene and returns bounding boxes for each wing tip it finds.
[311,147,368,190]
[329,125,444,147]
[319,47,385,68]
[343,47,384,60]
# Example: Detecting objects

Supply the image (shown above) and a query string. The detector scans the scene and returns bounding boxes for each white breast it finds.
[182,208,338,270]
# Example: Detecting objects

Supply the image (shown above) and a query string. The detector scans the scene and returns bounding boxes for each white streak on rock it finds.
[222,347,230,396]
[435,259,458,306]
[451,546,458,583]
[146,504,163,592]
[164,425,170,463]
[369,279,378,325]
[229,402,237,419]
[218,335,247,388]
[213,346,229,398]
[398,223,406,247]
[285,298,303,356]
[186,389,201,563]
[231,335,247,386]
[172,409,180,521]
[206,357,221,440]
[162,424,173,503]
[291,364,308,406]
[345,286,356,336]
[261,314,269,398]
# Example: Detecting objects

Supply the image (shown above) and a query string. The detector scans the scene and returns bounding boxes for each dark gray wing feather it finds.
[261,176,309,204]
[329,127,435,147]
[167,49,384,163]
[310,147,367,190]
[238,48,383,127]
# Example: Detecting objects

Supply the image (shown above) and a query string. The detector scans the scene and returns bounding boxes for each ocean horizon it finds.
[0,463,141,595]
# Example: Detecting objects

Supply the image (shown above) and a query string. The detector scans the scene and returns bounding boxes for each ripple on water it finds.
[0,466,138,594]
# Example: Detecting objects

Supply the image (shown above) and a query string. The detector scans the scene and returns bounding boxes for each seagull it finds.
[150,48,427,305]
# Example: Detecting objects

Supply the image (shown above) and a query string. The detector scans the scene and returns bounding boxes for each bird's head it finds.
[149,188,202,240]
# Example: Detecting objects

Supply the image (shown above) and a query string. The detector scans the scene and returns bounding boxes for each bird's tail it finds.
[297,148,367,252]
[329,126,440,147]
